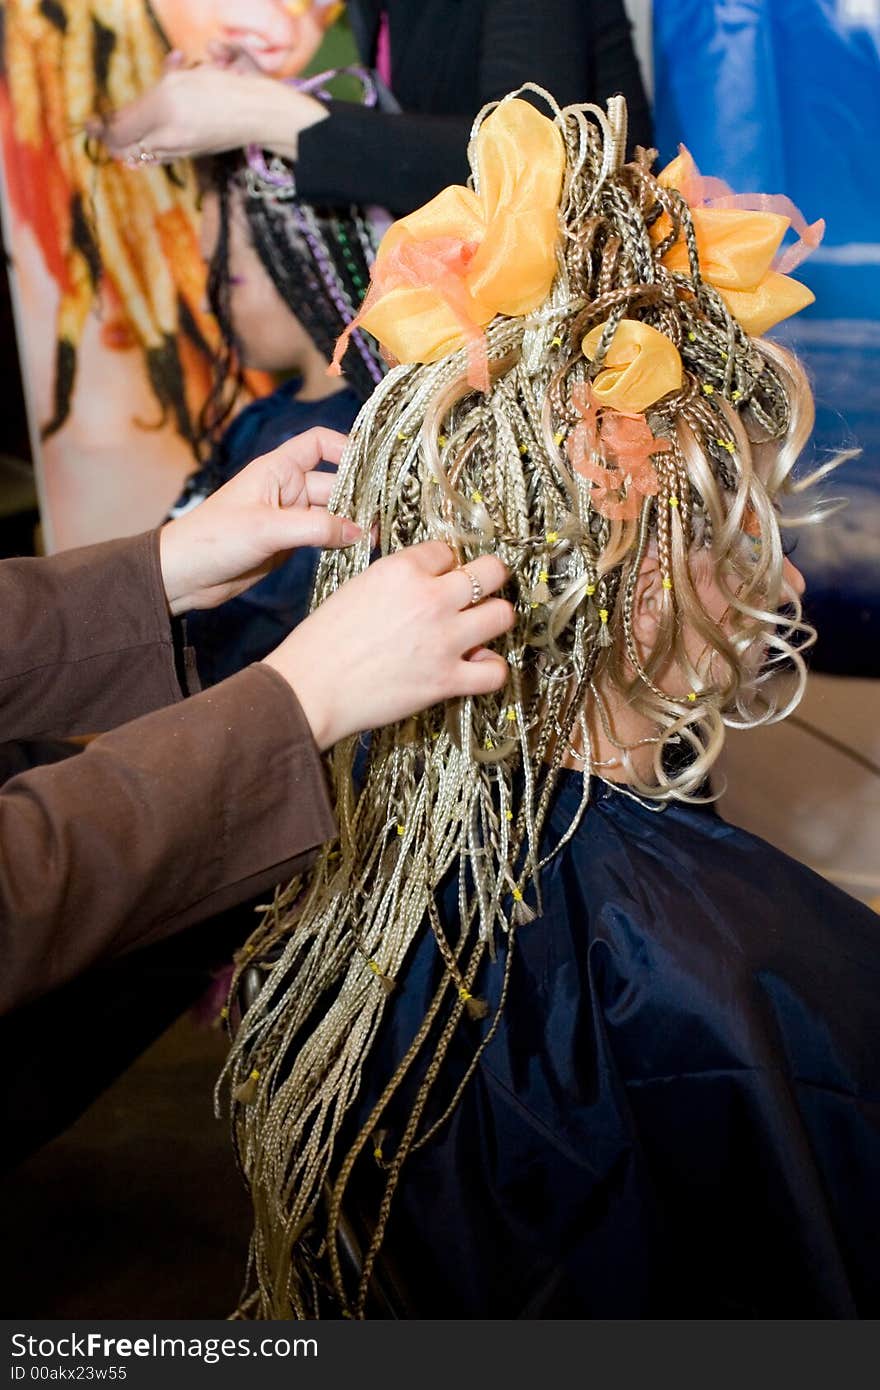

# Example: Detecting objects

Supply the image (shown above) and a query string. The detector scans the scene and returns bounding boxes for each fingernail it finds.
[342,520,363,543]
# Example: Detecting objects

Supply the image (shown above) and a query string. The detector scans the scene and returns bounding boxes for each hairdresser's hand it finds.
[159,428,357,615]
[92,64,327,166]
[265,542,515,750]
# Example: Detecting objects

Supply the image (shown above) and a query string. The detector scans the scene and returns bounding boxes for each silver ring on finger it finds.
[460,563,483,607]
[126,142,158,168]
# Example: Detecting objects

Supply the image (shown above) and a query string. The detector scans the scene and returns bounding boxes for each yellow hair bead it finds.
[367,960,382,976]
[539,569,549,583]
[687,331,697,342]
[545,530,559,544]
[732,389,742,401]
[717,437,736,454]
[458,987,472,1003]
[662,576,673,590]
[505,809,513,821]
[687,691,697,702]
[512,888,524,902]
[553,431,564,446]
[586,583,596,595]
[438,434,447,446]
[472,490,483,503]
[702,383,714,395]
[484,737,495,750]
[519,443,529,455]
[232,1063,262,1105]
[668,495,679,508]
[506,707,517,722]
[396,823,405,836]
[599,608,609,623]
[551,335,563,346]
[397,430,409,440]
[373,1146,383,1161]
[219,1006,229,1021]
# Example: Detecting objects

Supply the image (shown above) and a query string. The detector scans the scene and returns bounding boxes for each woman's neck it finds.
[558,674,660,785]
[293,342,349,402]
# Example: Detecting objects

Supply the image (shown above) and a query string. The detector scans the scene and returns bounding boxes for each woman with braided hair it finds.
[164,140,386,684]
[224,91,880,1318]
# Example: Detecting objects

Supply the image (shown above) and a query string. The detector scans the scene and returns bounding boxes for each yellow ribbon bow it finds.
[655,147,820,337]
[331,99,565,392]
[581,319,683,414]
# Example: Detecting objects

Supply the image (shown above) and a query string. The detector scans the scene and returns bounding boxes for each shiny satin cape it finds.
[346,775,880,1317]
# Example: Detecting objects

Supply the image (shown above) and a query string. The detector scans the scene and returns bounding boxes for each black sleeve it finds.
[297,103,471,215]
[586,0,653,151]
[296,0,652,216]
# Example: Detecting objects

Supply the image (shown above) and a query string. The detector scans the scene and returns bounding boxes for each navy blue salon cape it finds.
[346,775,880,1318]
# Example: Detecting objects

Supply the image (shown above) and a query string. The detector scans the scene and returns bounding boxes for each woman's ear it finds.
[630,550,664,653]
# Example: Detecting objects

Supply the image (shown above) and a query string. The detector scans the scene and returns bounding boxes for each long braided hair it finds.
[222,90,832,1318]
[198,152,385,459]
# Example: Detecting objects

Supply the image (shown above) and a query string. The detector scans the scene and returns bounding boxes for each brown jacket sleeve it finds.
[0,534,336,1014]
[0,664,337,1014]
[0,529,189,737]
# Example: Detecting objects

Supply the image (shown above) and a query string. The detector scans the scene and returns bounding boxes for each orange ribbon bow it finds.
[655,146,824,336]
[581,319,683,414]
[331,98,565,392]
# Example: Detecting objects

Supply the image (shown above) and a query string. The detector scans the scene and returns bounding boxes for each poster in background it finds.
[0,1,344,552]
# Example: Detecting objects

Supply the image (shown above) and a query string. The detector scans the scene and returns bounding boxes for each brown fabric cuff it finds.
[0,529,186,739]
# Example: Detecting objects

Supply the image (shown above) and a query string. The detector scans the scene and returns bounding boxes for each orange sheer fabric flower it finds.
[581,319,683,414]
[330,99,565,392]
[654,147,823,337]
[567,383,671,522]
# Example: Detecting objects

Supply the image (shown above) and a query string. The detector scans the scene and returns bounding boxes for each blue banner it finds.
[654,0,880,672]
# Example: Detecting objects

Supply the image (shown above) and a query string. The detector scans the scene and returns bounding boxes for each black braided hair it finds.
[197,152,383,465]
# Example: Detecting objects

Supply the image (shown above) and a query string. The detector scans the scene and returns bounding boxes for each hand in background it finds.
[265,542,515,749]
[91,62,327,166]
[159,428,356,615]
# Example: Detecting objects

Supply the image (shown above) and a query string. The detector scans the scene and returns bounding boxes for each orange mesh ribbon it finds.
[567,383,670,522]
[332,233,490,391]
